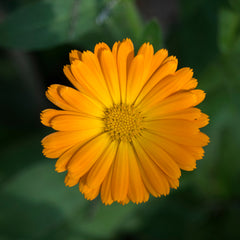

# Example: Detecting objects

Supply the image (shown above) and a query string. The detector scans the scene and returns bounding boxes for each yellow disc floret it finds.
[104,104,144,142]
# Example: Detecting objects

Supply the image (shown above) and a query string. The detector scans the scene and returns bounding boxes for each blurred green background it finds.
[0,0,240,239]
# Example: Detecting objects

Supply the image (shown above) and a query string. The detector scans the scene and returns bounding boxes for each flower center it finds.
[104,104,144,142]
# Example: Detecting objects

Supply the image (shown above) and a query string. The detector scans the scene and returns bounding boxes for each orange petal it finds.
[112,40,121,58]
[63,65,83,92]
[190,89,206,105]
[134,56,178,105]
[152,107,201,121]
[195,112,209,128]
[69,50,82,63]
[87,141,118,188]
[111,141,129,202]
[41,109,102,129]
[56,143,84,173]
[41,109,60,127]
[146,129,209,147]
[145,91,198,119]
[127,144,149,203]
[184,146,205,160]
[132,139,170,196]
[94,42,111,59]
[81,184,100,201]
[137,42,154,87]
[46,84,75,111]
[42,129,99,158]
[115,39,134,103]
[147,48,168,78]
[173,67,194,88]
[126,54,145,104]
[64,171,80,187]
[79,174,101,200]
[100,50,121,104]
[142,131,197,171]
[71,60,111,106]
[143,116,209,147]
[67,133,109,179]
[183,78,198,89]
[137,135,181,179]
[81,50,113,107]
[50,114,103,131]
[119,197,130,205]
[101,164,114,205]
[45,84,103,116]
[143,119,200,136]
[138,68,193,109]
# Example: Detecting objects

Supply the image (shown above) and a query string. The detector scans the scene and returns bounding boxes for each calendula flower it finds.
[41,39,209,205]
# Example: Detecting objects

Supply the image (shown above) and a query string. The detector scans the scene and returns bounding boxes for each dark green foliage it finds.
[136,19,163,51]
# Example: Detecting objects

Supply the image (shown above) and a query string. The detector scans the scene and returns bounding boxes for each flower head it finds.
[41,39,209,205]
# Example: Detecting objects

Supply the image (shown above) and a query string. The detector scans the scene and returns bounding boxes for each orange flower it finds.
[41,39,209,205]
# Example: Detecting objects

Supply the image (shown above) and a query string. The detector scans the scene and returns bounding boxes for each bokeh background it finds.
[1,0,240,239]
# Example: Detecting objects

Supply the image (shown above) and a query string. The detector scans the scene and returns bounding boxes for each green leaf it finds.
[137,19,163,51]
[0,0,144,51]
[70,202,139,239]
[90,0,143,46]
[229,0,240,12]
[218,8,240,53]
[0,0,100,50]
[0,161,88,238]
[2,161,87,217]
[0,133,42,182]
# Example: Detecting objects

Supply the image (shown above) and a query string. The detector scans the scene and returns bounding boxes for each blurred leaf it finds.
[229,0,240,11]
[0,0,76,50]
[70,203,138,239]
[218,8,240,53]
[137,19,163,51]
[0,192,65,239]
[1,161,88,238]
[76,0,143,50]
[102,0,142,39]
[0,0,98,50]
[0,0,143,51]
[0,133,42,183]
[2,161,87,218]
